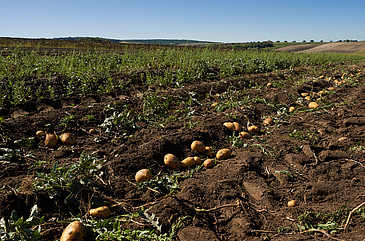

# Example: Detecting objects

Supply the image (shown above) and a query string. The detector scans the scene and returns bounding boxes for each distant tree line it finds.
[208,41,274,50]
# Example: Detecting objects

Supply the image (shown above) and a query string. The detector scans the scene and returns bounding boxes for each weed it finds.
[137,164,204,195]
[59,115,75,127]
[33,151,105,202]
[0,204,44,241]
[14,137,34,148]
[0,148,21,163]
[289,129,319,144]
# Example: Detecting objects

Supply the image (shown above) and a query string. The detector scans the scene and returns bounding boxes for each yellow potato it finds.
[233,122,242,132]
[89,128,97,134]
[60,221,86,241]
[289,106,296,112]
[60,133,76,145]
[263,117,273,126]
[44,133,57,148]
[194,156,202,165]
[191,141,206,153]
[181,157,196,168]
[223,122,236,131]
[287,200,296,207]
[239,131,251,139]
[164,154,181,170]
[204,159,214,168]
[135,169,153,182]
[89,206,111,218]
[36,130,45,138]
[247,125,259,133]
[308,102,319,109]
[216,148,231,160]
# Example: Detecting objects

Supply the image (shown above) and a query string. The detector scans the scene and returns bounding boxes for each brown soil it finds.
[1,51,365,240]
[277,41,365,53]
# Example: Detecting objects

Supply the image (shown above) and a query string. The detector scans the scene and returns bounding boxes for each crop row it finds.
[0,46,363,106]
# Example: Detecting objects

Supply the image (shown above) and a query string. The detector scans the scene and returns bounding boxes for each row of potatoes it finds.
[59,121,264,240]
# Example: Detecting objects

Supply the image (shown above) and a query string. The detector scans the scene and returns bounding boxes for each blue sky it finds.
[2,0,364,43]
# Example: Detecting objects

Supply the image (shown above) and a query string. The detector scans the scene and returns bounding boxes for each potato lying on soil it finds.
[289,106,296,112]
[181,157,196,168]
[164,154,181,170]
[263,117,273,126]
[89,206,111,218]
[204,159,214,168]
[60,133,76,145]
[205,146,213,157]
[233,122,242,132]
[44,133,57,148]
[194,156,202,165]
[216,149,231,160]
[191,141,206,153]
[247,126,259,133]
[308,102,319,109]
[89,128,97,134]
[60,221,86,241]
[135,169,153,182]
[223,122,235,131]
[239,131,251,139]
[287,200,297,207]
[36,130,45,138]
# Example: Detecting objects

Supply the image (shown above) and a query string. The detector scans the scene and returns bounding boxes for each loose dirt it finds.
[1,52,365,240]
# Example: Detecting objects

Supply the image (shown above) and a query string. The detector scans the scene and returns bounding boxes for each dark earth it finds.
[1,49,365,240]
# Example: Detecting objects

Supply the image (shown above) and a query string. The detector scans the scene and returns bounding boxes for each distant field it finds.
[276,41,365,53]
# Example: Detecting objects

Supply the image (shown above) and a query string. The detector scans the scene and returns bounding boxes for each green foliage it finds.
[297,206,349,233]
[99,108,139,135]
[289,129,319,144]
[0,148,21,163]
[0,204,44,241]
[59,115,75,127]
[14,137,34,148]
[136,164,204,194]
[0,45,363,107]
[33,151,105,201]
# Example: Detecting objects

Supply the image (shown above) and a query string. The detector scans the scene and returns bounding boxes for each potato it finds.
[287,200,296,207]
[181,157,196,168]
[233,122,242,132]
[60,221,86,241]
[164,154,181,170]
[263,117,273,126]
[216,148,231,160]
[89,206,111,218]
[135,169,153,182]
[338,137,347,142]
[211,103,218,107]
[301,92,309,97]
[89,128,97,134]
[60,133,76,145]
[204,159,214,168]
[308,102,319,109]
[223,122,235,131]
[304,96,311,101]
[239,131,251,139]
[289,106,296,112]
[36,130,45,138]
[205,146,212,153]
[44,133,57,148]
[194,156,202,165]
[191,141,205,153]
[247,125,259,133]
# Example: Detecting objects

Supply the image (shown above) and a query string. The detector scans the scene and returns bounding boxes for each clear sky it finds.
[2,0,364,43]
